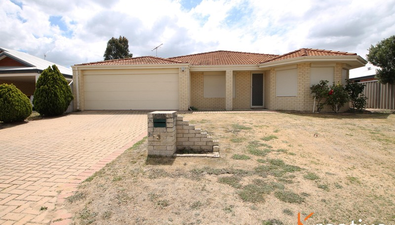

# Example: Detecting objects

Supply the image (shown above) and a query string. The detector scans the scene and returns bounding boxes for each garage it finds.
[82,68,179,110]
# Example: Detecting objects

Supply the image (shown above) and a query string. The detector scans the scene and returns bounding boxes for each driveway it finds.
[0,111,147,224]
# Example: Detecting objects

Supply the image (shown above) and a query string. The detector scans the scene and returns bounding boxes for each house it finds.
[72,48,366,111]
[0,47,72,98]
[350,64,380,82]
[350,66,395,110]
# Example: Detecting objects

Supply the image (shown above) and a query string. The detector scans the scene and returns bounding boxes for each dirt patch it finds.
[66,112,395,225]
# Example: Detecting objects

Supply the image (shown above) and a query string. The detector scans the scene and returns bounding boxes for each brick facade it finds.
[225,70,233,110]
[178,68,190,111]
[233,71,251,109]
[190,72,226,110]
[264,63,349,112]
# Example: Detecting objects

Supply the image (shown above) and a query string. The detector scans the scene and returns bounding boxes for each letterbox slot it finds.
[153,118,166,127]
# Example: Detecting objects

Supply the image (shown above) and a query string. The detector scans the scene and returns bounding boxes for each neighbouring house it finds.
[0,47,72,99]
[350,66,395,110]
[72,48,366,111]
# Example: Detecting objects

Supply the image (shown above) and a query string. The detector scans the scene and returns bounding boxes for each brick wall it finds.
[147,112,177,156]
[0,80,35,96]
[178,68,190,111]
[233,71,251,109]
[0,57,26,67]
[190,72,226,110]
[265,63,349,112]
[225,70,233,110]
[176,115,219,153]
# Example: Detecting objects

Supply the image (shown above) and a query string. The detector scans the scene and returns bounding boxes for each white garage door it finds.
[83,69,179,110]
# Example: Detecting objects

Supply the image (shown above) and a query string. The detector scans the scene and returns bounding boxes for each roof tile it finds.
[74,48,359,67]
[261,48,357,63]
[169,50,278,65]
[75,56,185,66]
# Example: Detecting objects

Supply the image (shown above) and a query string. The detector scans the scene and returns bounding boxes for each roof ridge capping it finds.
[142,55,186,63]
[169,50,278,59]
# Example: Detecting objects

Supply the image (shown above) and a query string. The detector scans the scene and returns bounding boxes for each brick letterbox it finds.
[147,111,177,156]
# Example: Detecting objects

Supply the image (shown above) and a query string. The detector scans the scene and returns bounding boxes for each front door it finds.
[252,73,263,107]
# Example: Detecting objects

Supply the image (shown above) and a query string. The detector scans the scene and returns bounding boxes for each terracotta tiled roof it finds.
[75,56,185,66]
[75,49,360,67]
[261,48,357,63]
[169,50,278,65]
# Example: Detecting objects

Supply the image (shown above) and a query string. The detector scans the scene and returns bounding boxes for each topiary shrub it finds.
[0,83,32,123]
[33,65,73,116]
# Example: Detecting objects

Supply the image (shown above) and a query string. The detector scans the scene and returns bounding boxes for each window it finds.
[203,72,235,98]
[342,69,348,85]
[276,68,298,96]
[310,67,334,85]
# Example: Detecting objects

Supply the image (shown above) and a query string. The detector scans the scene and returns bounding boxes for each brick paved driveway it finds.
[0,111,147,225]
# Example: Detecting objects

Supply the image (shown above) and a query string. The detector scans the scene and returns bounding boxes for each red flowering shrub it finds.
[326,83,349,113]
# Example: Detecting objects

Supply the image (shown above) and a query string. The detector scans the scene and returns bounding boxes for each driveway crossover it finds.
[0,111,147,225]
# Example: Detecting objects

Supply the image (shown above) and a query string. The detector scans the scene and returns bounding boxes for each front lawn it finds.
[66,112,395,225]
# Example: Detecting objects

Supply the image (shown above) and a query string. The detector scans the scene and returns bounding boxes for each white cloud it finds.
[0,0,394,69]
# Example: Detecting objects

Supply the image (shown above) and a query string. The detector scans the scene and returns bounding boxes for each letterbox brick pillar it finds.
[147,111,177,156]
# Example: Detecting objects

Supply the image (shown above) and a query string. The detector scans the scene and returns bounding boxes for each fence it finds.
[360,80,395,109]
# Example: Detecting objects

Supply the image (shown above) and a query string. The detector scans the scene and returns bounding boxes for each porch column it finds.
[225,69,233,110]
[178,67,190,111]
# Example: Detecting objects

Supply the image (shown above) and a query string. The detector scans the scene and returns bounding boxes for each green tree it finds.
[103,36,133,60]
[33,65,73,116]
[0,83,32,123]
[367,35,395,84]
[310,80,330,112]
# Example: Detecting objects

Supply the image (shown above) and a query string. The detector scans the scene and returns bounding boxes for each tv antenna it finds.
[151,43,163,57]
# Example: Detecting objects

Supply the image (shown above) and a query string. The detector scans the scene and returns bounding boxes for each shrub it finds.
[0,83,32,123]
[326,82,349,113]
[345,79,367,111]
[310,80,330,112]
[33,65,73,116]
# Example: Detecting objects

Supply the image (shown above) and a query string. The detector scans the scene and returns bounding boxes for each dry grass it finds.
[66,111,395,225]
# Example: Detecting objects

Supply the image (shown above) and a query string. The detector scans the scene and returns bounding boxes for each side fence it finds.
[360,80,395,109]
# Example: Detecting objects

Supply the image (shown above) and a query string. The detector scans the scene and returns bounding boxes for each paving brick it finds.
[0,205,18,217]
[24,195,43,202]
[2,212,26,221]
[0,193,11,199]
[0,194,18,205]
[4,200,27,207]
[14,214,35,225]
[0,111,147,225]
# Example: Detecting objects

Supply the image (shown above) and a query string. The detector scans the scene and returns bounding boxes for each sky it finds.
[1,0,394,77]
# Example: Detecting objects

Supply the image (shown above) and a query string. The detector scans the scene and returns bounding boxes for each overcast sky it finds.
[1,0,394,74]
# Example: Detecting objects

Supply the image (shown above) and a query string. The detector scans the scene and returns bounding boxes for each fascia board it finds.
[0,72,38,77]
